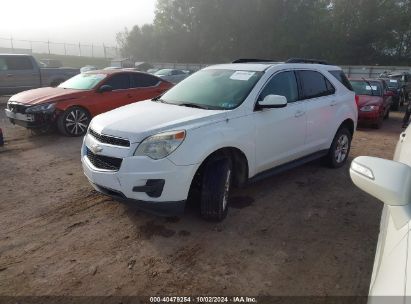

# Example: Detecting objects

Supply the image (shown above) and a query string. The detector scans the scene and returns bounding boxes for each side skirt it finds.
[248,149,329,184]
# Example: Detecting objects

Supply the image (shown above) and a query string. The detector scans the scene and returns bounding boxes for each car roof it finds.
[205,62,341,72]
[349,78,382,82]
[85,69,154,76]
[0,53,32,56]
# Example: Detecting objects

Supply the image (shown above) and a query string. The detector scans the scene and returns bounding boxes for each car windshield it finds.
[158,69,264,110]
[58,73,107,90]
[155,69,173,76]
[350,80,382,96]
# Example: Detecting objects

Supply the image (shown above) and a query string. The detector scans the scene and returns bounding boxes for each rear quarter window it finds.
[329,70,353,91]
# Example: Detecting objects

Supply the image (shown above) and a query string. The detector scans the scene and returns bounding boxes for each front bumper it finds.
[358,110,381,124]
[5,108,57,129]
[81,135,198,215]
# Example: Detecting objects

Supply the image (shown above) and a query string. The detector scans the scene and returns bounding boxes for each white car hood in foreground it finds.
[90,100,228,143]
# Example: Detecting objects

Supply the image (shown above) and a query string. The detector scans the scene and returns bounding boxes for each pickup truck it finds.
[0,54,79,96]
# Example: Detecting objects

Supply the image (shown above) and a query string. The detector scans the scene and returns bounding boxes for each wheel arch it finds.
[340,118,355,137]
[190,146,249,192]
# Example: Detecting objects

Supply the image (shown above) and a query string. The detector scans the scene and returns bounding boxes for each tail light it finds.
[355,95,359,106]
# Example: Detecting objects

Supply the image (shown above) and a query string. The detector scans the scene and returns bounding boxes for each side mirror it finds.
[257,95,287,110]
[98,85,113,93]
[350,156,411,207]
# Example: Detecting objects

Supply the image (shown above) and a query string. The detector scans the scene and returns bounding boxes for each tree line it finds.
[116,0,411,65]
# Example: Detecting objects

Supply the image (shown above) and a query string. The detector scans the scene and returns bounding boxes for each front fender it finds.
[168,114,256,177]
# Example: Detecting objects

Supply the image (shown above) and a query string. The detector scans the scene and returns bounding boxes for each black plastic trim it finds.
[249,150,329,183]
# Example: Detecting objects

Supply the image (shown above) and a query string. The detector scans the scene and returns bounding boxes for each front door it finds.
[94,73,133,115]
[254,70,307,173]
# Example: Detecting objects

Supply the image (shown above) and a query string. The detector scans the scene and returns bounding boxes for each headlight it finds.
[360,105,379,112]
[134,130,186,160]
[26,103,56,114]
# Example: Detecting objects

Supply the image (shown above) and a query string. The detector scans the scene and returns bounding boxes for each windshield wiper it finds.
[179,102,214,110]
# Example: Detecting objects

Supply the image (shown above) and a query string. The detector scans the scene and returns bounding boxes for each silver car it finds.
[154,69,189,84]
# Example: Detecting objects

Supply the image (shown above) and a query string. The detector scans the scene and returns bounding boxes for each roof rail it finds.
[286,58,329,65]
[232,58,275,63]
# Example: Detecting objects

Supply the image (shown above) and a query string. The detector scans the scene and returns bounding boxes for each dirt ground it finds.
[0,97,404,297]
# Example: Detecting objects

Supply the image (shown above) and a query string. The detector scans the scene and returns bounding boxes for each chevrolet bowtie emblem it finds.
[90,144,103,154]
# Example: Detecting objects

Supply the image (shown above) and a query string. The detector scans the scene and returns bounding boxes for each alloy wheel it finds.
[334,134,349,164]
[65,109,89,136]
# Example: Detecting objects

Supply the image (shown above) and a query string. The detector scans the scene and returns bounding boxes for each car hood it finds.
[90,100,228,143]
[357,95,383,107]
[9,87,85,105]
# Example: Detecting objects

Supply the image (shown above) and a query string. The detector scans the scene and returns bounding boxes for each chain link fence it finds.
[0,37,120,59]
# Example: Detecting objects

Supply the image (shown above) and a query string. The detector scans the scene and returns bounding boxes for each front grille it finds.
[8,102,28,114]
[86,148,123,171]
[89,129,130,147]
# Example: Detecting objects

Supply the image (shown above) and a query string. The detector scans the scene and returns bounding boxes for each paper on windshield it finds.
[366,85,378,91]
[390,79,398,83]
[230,71,256,81]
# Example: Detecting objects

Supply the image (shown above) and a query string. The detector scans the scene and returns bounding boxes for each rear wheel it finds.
[57,106,90,136]
[200,157,232,221]
[325,127,352,168]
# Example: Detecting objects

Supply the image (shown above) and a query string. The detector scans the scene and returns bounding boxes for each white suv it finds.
[82,59,357,221]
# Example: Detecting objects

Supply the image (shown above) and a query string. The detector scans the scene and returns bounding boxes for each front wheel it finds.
[325,127,352,168]
[200,158,232,221]
[57,106,90,136]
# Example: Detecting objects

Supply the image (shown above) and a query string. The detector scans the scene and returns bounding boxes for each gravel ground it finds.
[0,102,404,297]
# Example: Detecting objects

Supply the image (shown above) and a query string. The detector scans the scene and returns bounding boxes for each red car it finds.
[5,70,173,136]
[349,78,393,129]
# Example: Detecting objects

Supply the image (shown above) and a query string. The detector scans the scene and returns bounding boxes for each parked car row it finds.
[6,57,411,297]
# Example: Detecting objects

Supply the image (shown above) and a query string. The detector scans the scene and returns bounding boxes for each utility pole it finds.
[10,36,14,53]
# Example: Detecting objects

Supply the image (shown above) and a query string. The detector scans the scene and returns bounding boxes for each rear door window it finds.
[298,70,334,99]
[5,56,33,70]
[329,70,353,91]
[103,73,131,90]
[131,73,160,88]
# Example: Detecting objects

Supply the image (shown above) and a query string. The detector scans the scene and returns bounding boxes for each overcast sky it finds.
[0,0,157,47]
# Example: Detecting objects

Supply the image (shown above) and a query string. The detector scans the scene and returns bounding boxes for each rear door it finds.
[254,70,307,173]
[93,73,133,115]
[129,73,165,101]
[4,56,40,93]
[297,70,336,153]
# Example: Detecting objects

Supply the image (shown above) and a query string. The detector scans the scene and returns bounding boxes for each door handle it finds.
[295,110,305,118]
[6,74,14,77]
[127,94,132,98]
[330,100,337,107]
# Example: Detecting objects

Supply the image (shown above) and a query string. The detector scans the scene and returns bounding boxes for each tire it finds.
[325,127,352,168]
[200,157,232,221]
[391,100,399,111]
[57,106,90,136]
[400,92,406,106]
[372,112,384,129]
[384,108,390,120]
